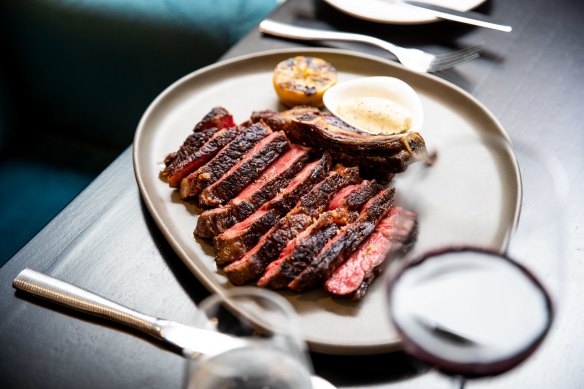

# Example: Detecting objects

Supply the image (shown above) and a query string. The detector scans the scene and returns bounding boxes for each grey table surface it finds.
[1,0,583,388]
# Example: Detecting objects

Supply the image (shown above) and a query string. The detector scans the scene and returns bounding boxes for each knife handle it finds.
[13,268,163,339]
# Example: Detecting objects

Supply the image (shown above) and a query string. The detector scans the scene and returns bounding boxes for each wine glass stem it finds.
[455,376,466,389]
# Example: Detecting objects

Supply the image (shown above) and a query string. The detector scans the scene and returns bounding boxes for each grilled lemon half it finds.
[273,56,337,107]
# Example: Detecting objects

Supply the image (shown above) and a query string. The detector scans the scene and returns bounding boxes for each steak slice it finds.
[213,154,331,265]
[164,127,240,187]
[179,122,272,199]
[257,208,357,289]
[163,107,234,169]
[288,188,395,292]
[194,145,310,238]
[198,131,290,207]
[162,128,219,169]
[253,107,427,176]
[327,180,382,211]
[213,209,279,267]
[326,207,417,300]
[223,166,360,285]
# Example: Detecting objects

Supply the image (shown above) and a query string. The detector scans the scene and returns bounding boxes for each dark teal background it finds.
[0,0,278,265]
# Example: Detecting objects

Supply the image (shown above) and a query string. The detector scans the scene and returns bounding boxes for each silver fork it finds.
[259,20,482,73]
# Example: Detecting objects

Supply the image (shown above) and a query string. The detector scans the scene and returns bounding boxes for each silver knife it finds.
[397,0,512,32]
[12,269,336,389]
[12,268,247,358]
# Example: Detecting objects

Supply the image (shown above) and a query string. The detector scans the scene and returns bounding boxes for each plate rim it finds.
[132,47,520,354]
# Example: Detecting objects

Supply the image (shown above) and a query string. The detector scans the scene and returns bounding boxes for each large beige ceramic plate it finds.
[133,48,520,355]
[323,0,486,24]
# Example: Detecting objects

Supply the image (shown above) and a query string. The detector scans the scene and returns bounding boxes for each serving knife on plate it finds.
[394,0,512,32]
[12,268,336,389]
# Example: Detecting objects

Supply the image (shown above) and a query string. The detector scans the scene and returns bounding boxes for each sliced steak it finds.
[258,181,380,289]
[223,166,360,285]
[253,107,427,176]
[164,127,241,187]
[326,207,417,300]
[258,208,357,289]
[163,107,235,167]
[213,154,331,265]
[198,131,290,207]
[288,188,395,292]
[179,122,272,199]
[194,145,310,238]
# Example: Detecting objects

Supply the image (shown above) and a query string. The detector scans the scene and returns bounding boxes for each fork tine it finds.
[430,43,484,72]
[435,43,484,62]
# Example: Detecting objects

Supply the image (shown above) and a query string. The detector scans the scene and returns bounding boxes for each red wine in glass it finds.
[387,247,553,381]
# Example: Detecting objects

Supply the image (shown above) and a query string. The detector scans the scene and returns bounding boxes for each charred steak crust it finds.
[162,127,219,170]
[213,210,278,267]
[230,145,310,223]
[266,152,331,216]
[211,154,331,265]
[223,166,361,286]
[165,127,241,188]
[288,188,395,292]
[194,106,235,132]
[193,145,310,239]
[255,107,427,175]
[198,131,290,207]
[259,208,358,289]
[163,107,234,171]
[179,122,272,199]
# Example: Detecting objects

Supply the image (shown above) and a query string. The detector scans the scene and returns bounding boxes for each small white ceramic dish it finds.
[323,76,424,134]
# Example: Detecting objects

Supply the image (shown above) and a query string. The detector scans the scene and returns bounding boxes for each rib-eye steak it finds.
[288,188,395,292]
[212,154,331,265]
[325,207,417,300]
[198,131,290,207]
[179,122,272,199]
[194,145,310,238]
[160,105,423,301]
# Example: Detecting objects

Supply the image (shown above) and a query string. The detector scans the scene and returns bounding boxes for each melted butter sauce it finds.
[336,96,412,135]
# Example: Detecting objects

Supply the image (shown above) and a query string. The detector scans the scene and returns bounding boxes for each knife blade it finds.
[398,0,512,32]
[12,268,247,358]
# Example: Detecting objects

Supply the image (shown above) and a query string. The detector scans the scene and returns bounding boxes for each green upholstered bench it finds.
[0,0,278,265]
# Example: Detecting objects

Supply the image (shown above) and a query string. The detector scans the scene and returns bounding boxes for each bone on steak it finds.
[288,188,395,292]
[223,166,360,286]
[258,179,380,289]
[198,131,290,207]
[179,122,272,199]
[325,207,417,300]
[164,127,241,188]
[213,153,331,265]
[253,107,427,176]
[163,107,235,167]
[194,145,310,238]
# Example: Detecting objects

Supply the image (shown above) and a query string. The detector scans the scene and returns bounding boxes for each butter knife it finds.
[12,268,246,358]
[397,0,512,32]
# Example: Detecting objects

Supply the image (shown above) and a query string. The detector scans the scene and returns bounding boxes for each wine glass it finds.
[184,287,314,389]
[384,134,568,387]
